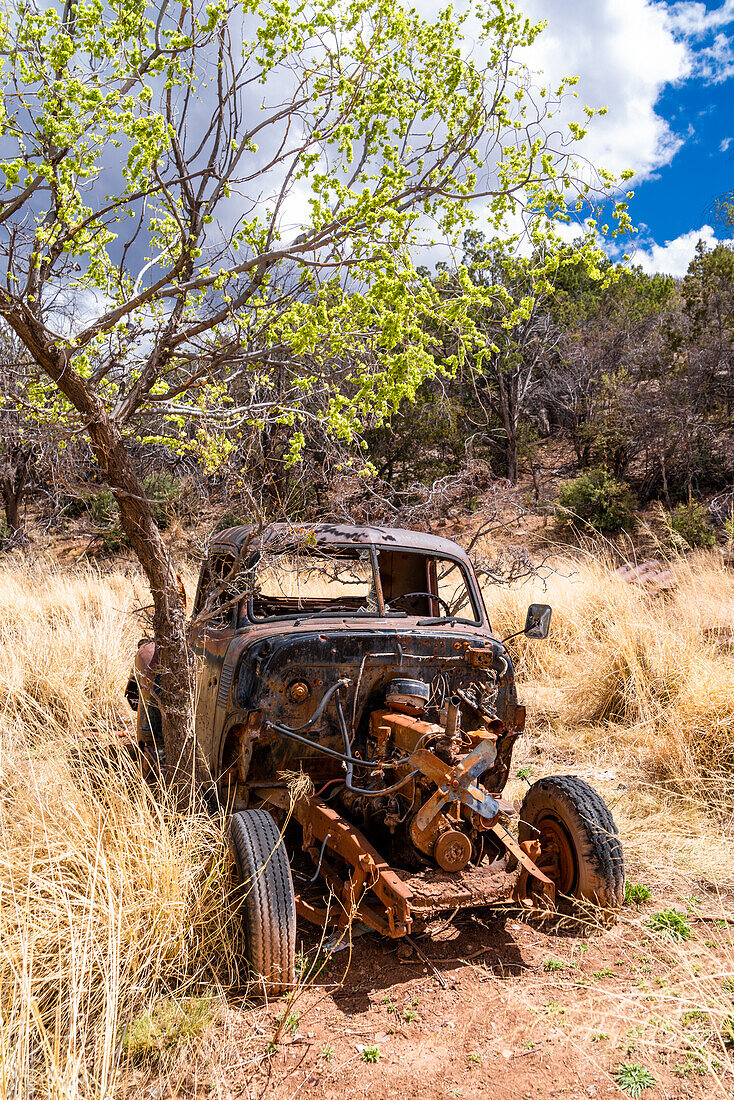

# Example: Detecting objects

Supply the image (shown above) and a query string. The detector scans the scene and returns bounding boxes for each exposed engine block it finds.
[336,677,510,873]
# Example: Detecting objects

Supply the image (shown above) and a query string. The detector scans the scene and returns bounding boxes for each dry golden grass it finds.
[0,559,148,735]
[0,551,732,1096]
[0,560,237,1100]
[481,550,734,885]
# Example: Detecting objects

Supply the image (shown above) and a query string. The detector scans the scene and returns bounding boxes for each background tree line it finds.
[367,236,734,520]
[3,234,734,547]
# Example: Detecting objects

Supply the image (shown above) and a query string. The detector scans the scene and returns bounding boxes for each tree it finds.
[680,241,734,417]
[0,0,621,787]
[456,231,567,483]
[0,325,56,536]
[538,263,675,482]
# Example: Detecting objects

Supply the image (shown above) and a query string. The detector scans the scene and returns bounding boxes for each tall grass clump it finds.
[0,561,239,1098]
[0,560,147,732]
[480,551,734,808]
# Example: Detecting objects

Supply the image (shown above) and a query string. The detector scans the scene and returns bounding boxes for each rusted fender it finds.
[133,640,158,699]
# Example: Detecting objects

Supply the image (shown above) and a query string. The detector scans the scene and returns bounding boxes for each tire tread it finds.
[230,809,296,994]
[519,774,625,908]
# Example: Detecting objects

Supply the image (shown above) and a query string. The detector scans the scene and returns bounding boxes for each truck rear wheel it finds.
[518,775,624,909]
[230,809,296,994]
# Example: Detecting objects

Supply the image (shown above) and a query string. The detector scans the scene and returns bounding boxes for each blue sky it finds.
[523,0,734,275]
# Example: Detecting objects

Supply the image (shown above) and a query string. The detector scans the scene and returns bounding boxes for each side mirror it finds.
[524,603,552,640]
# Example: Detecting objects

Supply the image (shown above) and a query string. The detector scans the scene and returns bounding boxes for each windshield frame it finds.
[232,542,486,627]
[239,544,383,624]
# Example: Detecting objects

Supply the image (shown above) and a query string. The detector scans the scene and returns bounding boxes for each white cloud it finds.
[698,30,734,81]
[631,224,734,275]
[516,0,734,185]
[667,0,734,38]
[520,0,692,182]
[666,0,734,81]
[509,2,734,273]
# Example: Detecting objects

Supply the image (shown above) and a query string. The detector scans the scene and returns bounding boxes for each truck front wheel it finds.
[519,775,624,909]
[230,809,296,995]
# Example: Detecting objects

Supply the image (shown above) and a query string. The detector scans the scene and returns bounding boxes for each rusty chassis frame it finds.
[258,767,555,938]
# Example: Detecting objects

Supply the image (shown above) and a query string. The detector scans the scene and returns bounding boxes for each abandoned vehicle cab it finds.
[131,524,625,993]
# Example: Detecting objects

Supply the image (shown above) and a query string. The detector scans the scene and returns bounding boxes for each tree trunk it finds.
[0,305,203,797]
[659,450,671,508]
[110,452,200,781]
[1,446,30,533]
[89,421,203,794]
[506,427,518,484]
[495,364,518,484]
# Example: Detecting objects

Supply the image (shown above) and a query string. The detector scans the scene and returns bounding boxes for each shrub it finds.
[91,488,119,528]
[123,996,214,1063]
[144,471,185,530]
[543,957,565,972]
[57,492,92,519]
[646,909,692,941]
[90,489,129,551]
[555,468,637,534]
[723,1015,734,1046]
[668,502,716,549]
[625,882,652,906]
[214,509,250,532]
[613,1062,656,1098]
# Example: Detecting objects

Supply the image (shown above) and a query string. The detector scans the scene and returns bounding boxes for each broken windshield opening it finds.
[243,546,381,622]
[195,541,482,626]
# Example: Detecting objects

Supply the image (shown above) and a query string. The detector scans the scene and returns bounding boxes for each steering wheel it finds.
[385,591,452,616]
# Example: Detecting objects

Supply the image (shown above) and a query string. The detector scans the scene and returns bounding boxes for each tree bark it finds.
[0,300,203,796]
[495,365,518,483]
[1,445,30,532]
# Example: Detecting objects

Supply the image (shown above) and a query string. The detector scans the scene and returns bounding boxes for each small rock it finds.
[397,942,414,959]
[502,1049,512,1059]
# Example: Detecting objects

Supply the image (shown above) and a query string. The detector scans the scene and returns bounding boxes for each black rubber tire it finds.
[230,809,296,995]
[518,775,625,909]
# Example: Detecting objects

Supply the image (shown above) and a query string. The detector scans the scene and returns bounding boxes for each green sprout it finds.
[613,1062,656,1097]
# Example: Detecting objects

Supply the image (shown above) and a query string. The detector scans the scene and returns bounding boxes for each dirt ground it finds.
[137,873,734,1100]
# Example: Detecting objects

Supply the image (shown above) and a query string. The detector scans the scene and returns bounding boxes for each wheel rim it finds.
[534,813,578,896]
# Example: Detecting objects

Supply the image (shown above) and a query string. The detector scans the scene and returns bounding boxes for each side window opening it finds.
[194,553,238,625]
[435,559,475,619]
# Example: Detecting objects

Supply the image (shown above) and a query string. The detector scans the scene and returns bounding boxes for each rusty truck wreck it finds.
[128,524,624,992]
